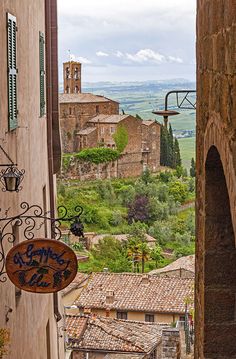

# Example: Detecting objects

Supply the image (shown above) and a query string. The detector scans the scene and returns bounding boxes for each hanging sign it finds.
[6,238,78,293]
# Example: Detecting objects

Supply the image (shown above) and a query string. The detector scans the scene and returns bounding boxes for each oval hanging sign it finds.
[6,238,78,293]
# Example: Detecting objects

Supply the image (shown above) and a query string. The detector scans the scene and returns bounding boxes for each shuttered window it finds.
[39,32,45,117]
[7,13,18,130]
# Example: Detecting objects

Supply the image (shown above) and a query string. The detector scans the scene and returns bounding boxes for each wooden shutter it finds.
[7,13,18,130]
[39,32,45,117]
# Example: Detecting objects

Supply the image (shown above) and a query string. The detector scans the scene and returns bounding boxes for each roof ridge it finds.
[89,317,145,353]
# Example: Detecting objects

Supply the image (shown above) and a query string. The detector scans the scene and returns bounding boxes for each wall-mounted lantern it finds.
[0,145,25,192]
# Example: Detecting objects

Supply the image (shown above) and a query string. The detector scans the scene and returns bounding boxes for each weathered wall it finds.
[196,1,236,358]
[162,328,180,359]
[0,1,63,358]
[60,101,119,152]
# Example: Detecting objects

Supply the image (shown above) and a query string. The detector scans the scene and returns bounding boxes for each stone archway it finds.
[204,145,236,358]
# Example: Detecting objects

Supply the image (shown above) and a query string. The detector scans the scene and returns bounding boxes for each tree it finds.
[127,222,149,273]
[150,244,163,268]
[127,195,150,224]
[135,114,142,120]
[190,158,196,177]
[168,124,174,167]
[141,167,152,185]
[173,138,182,168]
[112,125,128,153]
[160,125,169,166]
[168,181,188,204]
[90,237,131,272]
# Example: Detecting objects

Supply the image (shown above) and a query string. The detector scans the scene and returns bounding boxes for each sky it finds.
[58,0,196,83]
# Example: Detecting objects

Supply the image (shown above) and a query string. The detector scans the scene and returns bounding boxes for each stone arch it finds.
[204,143,236,357]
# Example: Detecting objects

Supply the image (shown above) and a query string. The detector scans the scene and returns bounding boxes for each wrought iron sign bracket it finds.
[0,202,84,283]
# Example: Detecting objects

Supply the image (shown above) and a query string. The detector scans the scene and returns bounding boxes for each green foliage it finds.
[160,124,182,169]
[116,185,136,206]
[190,158,196,177]
[112,125,129,153]
[168,181,188,204]
[135,114,142,120]
[71,242,84,252]
[90,237,131,272]
[141,168,152,185]
[150,244,163,268]
[76,147,120,164]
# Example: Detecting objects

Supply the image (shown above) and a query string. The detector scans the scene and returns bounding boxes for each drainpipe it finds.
[45,0,62,324]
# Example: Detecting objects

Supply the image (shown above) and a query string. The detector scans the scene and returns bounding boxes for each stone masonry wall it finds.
[162,328,180,359]
[196,1,236,358]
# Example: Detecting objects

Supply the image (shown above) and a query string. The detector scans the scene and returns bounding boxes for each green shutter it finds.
[39,32,45,117]
[7,13,17,131]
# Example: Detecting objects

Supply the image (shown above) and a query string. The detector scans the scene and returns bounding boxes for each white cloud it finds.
[96,51,109,57]
[70,54,92,64]
[125,49,183,65]
[168,56,183,64]
[115,51,124,58]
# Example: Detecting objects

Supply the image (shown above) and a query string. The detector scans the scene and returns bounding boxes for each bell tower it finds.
[63,61,81,94]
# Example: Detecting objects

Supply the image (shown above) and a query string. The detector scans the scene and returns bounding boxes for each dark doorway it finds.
[204,146,236,357]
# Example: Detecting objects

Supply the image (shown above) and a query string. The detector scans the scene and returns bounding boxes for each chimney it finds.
[106,290,115,304]
[141,274,150,285]
[162,328,181,359]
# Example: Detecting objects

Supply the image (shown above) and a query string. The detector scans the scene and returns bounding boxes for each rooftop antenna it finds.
[67,49,71,62]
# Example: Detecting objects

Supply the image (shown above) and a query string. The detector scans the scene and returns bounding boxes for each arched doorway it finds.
[204,145,236,357]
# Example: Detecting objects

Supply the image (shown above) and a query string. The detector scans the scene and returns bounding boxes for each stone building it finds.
[0,1,63,358]
[59,93,119,152]
[195,1,236,358]
[149,255,195,279]
[71,273,194,324]
[66,314,163,359]
[64,61,82,94]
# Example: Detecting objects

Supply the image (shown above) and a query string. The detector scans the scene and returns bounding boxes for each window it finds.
[96,105,99,114]
[7,13,18,130]
[75,85,79,93]
[117,311,127,320]
[39,32,45,117]
[100,127,104,134]
[66,86,70,94]
[145,314,154,322]
[110,126,115,134]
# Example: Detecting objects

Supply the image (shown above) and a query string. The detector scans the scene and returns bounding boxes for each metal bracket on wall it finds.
[0,202,84,283]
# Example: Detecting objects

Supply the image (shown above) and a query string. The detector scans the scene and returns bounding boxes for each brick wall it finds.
[196,1,236,358]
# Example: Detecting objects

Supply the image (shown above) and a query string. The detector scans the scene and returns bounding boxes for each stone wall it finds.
[162,328,180,359]
[60,101,119,152]
[196,1,236,358]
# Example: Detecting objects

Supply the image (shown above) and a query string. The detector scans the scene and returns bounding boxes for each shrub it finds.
[168,181,188,204]
[76,148,120,164]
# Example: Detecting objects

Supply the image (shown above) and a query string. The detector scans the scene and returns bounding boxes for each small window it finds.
[96,105,99,114]
[100,127,104,134]
[110,126,115,134]
[74,85,79,93]
[117,311,127,320]
[66,86,70,94]
[179,315,185,322]
[145,314,154,322]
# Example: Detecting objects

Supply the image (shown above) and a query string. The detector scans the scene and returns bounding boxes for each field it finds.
[83,80,196,169]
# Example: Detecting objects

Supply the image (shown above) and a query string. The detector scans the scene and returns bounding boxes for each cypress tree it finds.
[173,138,182,168]
[168,124,174,167]
[190,157,196,177]
[160,125,169,166]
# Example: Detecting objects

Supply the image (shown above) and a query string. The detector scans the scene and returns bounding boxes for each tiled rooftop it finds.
[59,93,118,104]
[105,354,145,359]
[66,314,162,353]
[88,114,130,124]
[61,272,90,297]
[149,255,195,276]
[76,127,97,135]
[75,273,194,314]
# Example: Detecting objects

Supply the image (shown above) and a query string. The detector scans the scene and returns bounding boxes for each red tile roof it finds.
[59,93,118,104]
[61,272,90,297]
[88,114,130,124]
[75,273,194,314]
[66,315,162,353]
[149,255,195,276]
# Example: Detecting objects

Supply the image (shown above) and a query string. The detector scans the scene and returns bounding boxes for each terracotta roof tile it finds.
[76,127,97,135]
[61,273,90,297]
[88,114,130,124]
[66,315,162,353]
[149,255,195,275]
[75,273,194,314]
[59,93,118,104]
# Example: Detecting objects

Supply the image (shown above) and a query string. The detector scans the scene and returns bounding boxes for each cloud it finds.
[70,54,92,64]
[115,51,124,58]
[96,51,109,57]
[125,49,183,65]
